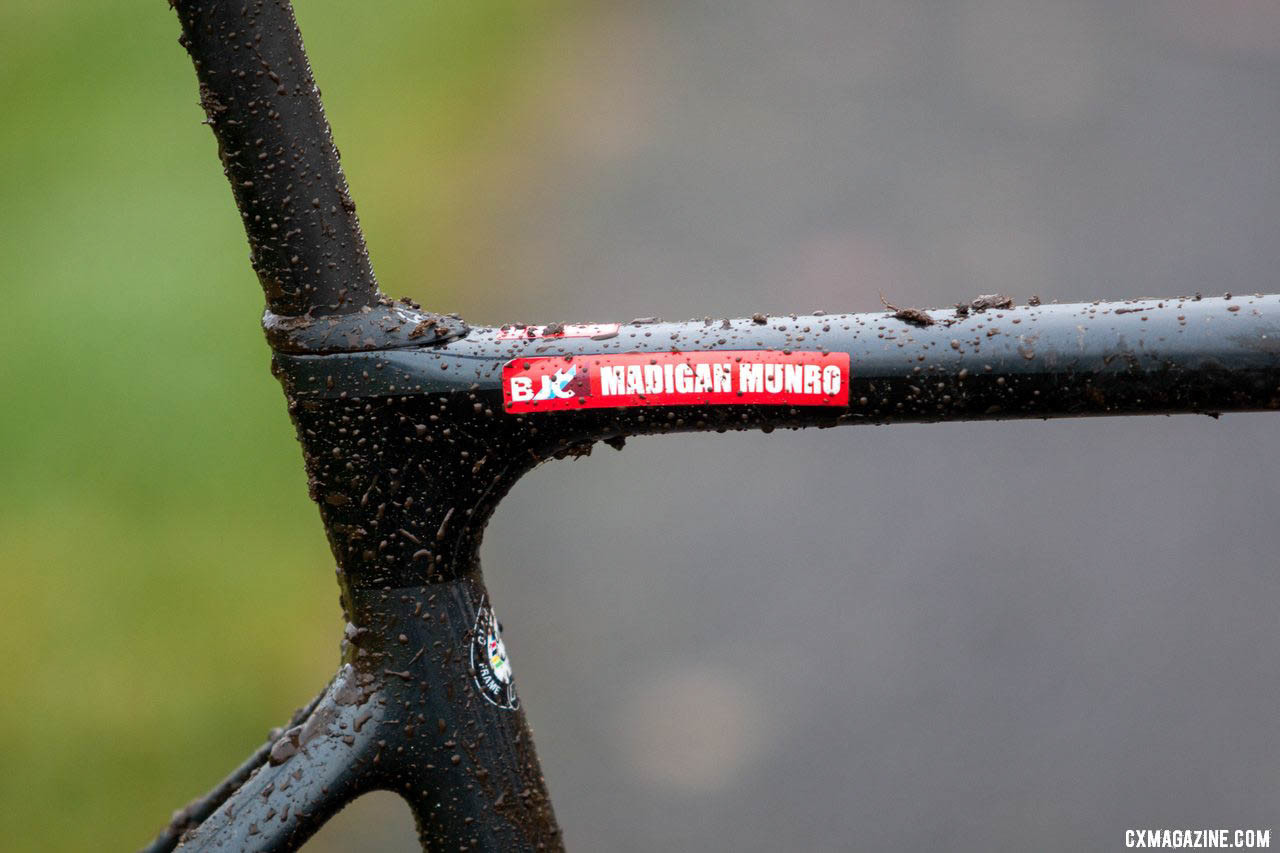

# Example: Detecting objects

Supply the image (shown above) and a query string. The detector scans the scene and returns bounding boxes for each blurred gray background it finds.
[312,1,1279,849]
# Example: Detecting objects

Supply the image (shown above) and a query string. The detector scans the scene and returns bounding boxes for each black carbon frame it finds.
[150,3,1280,851]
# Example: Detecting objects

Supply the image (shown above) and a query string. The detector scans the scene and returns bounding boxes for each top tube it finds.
[174,1,382,317]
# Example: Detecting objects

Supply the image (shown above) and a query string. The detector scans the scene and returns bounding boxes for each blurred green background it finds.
[0,1,574,848]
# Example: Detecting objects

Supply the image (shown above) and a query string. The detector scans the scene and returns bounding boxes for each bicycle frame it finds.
[149,3,1280,850]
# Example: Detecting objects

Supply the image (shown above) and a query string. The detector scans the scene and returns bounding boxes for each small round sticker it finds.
[470,596,519,710]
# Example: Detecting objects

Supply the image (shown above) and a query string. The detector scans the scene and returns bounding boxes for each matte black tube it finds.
[139,689,327,853]
[164,667,382,852]
[278,295,1280,425]
[270,295,1280,592]
[155,584,563,853]
[173,0,382,316]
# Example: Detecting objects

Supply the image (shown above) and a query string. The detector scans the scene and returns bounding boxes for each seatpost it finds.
[162,3,561,851]
[174,0,379,316]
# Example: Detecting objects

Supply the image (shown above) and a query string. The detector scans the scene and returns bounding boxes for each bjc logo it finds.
[509,366,577,403]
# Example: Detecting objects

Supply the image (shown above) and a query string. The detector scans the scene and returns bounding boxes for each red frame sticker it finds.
[502,350,849,413]
[495,323,621,341]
